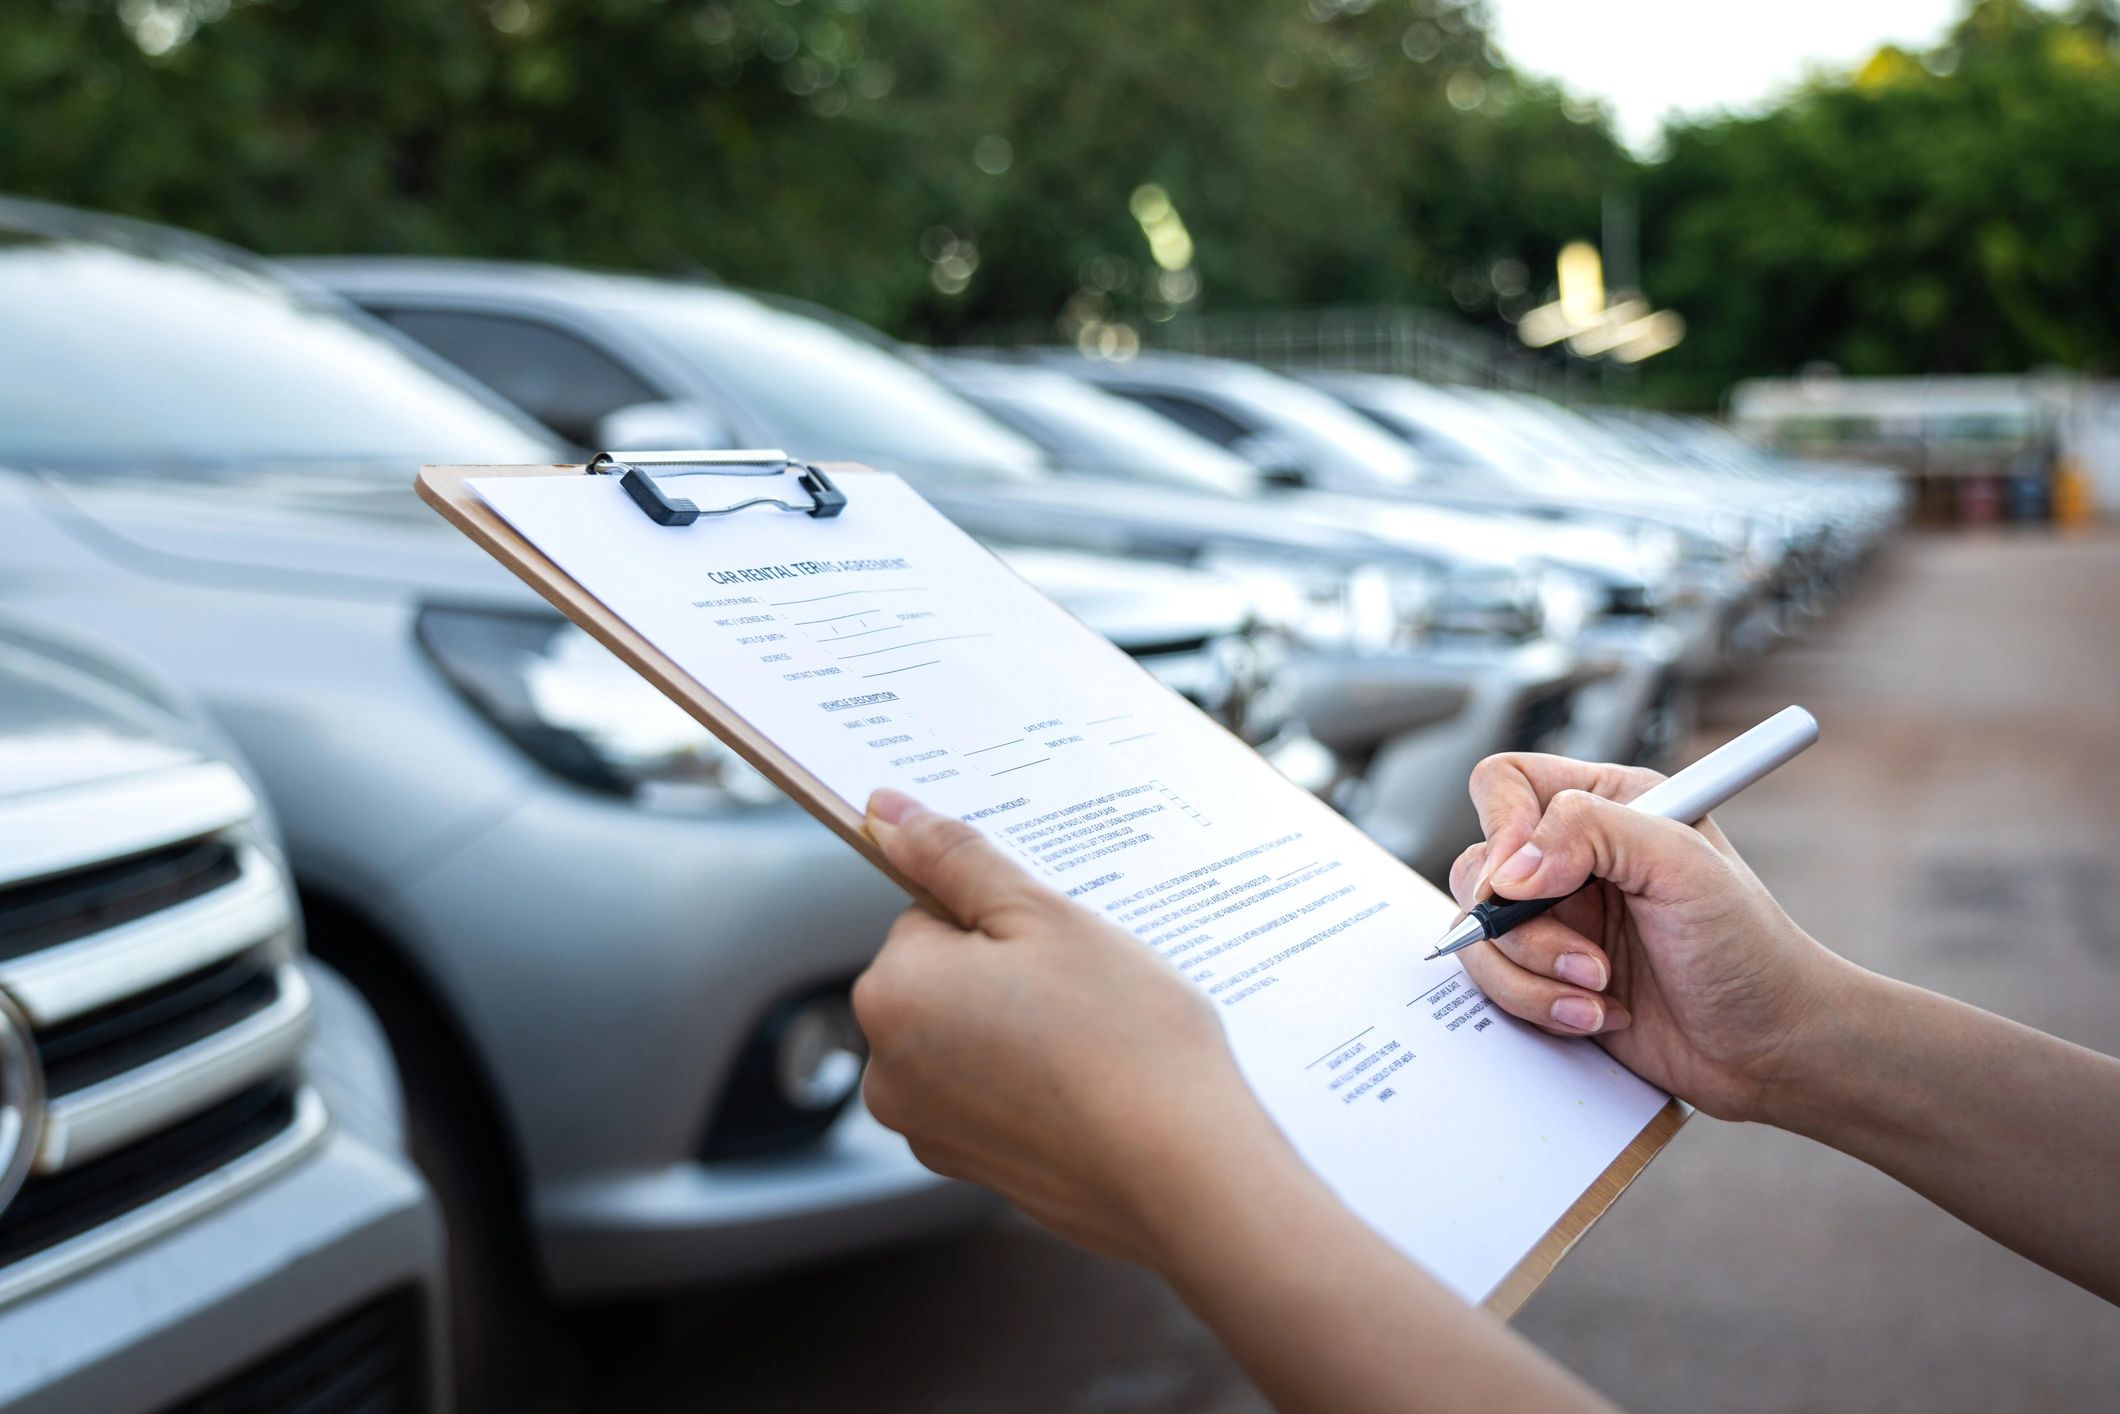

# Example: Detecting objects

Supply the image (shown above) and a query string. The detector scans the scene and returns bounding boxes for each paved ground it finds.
[573,530,2120,1412]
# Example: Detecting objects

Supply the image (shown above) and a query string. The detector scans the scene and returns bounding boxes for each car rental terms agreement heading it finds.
[471,468,1669,1304]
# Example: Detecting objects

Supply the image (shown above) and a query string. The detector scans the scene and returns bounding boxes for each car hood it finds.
[0,617,208,799]
[23,465,1252,649]
[919,473,1522,577]
[1286,493,1653,590]
[987,545,1250,645]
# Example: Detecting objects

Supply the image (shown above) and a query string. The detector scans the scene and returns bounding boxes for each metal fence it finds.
[1142,304,1586,401]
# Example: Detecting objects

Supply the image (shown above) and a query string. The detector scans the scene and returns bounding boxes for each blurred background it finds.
[0,1,2115,1411]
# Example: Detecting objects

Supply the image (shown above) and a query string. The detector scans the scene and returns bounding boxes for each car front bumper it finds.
[1555,619,1692,769]
[390,792,989,1300]
[535,1106,997,1297]
[0,965,448,1414]
[1321,637,1607,881]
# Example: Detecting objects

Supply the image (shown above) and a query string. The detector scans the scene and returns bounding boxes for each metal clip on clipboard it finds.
[587,449,848,527]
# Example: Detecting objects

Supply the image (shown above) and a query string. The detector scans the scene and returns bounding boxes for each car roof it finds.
[285,255,731,311]
[0,194,298,285]
[1041,348,1257,385]
[927,356,1086,393]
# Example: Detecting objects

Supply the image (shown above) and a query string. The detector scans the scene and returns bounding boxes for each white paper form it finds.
[471,469,1669,1304]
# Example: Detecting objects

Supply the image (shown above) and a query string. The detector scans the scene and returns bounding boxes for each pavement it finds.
[572,529,2120,1412]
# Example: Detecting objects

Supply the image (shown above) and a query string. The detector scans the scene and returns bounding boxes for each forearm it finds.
[1764,962,2120,1303]
[1134,1131,1613,1414]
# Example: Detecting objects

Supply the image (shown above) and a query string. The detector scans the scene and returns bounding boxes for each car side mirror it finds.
[593,400,733,453]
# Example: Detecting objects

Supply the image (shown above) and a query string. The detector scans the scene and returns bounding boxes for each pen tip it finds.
[1425,913,1489,962]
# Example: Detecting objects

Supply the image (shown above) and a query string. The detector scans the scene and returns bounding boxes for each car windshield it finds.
[1347,382,1537,474]
[1217,365,1427,491]
[0,229,558,473]
[622,293,1051,487]
[954,373,1257,498]
[1436,393,1638,492]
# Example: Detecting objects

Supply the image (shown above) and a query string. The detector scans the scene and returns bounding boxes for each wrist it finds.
[1118,1094,1321,1281]
[1750,952,1899,1138]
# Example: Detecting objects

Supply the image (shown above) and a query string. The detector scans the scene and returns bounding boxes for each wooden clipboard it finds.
[418,458,1687,1320]
[420,460,947,921]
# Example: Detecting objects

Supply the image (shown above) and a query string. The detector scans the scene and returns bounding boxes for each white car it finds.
[0,616,446,1412]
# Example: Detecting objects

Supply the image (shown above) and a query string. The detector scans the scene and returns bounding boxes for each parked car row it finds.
[0,195,1901,1409]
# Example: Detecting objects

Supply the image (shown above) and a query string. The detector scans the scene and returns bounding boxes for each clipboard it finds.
[417,450,1686,1320]
[418,452,951,921]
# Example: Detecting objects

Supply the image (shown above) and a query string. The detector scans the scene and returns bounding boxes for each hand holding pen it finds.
[1437,708,1840,1120]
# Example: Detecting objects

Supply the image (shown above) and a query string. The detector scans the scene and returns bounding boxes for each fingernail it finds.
[868,788,926,828]
[1496,841,1542,884]
[1554,953,1606,990]
[1469,846,1501,905]
[1550,995,1603,1032]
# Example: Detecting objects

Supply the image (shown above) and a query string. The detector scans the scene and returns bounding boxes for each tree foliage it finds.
[0,0,1625,338]
[1639,0,2120,405]
[5,0,2115,405]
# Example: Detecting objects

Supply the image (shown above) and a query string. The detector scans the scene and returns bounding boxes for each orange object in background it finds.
[2054,457,2098,528]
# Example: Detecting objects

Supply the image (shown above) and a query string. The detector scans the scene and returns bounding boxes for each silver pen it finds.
[1423,705,1820,960]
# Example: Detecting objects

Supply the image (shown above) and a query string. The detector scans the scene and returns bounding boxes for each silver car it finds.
[0,617,446,1412]
[935,356,1696,775]
[1307,370,1784,666]
[292,258,1602,875]
[0,197,1297,1365]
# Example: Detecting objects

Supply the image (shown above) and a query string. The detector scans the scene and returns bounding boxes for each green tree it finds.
[0,0,1629,342]
[1639,0,2120,406]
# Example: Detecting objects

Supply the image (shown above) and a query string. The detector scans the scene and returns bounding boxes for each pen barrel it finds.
[1474,891,1579,940]
[1625,704,1818,825]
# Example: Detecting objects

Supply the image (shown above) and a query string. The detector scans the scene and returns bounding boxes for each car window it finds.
[620,293,1049,486]
[0,235,558,471]
[955,377,1258,498]
[1216,369,1428,491]
[1355,401,1501,470]
[1108,391,1255,448]
[377,310,661,447]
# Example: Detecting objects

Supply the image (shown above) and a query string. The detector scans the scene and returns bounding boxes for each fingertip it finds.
[1448,841,1490,908]
[1491,839,1544,889]
[1547,994,1605,1033]
[1552,951,1607,991]
[866,789,934,861]
[868,787,926,827]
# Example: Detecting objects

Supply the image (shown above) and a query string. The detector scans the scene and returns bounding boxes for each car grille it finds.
[0,838,241,963]
[1604,583,1657,618]
[38,952,280,1094]
[0,761,324,1307]
[0,1082,295,1269]
[1121,634,1214,658]
[1132,633,1265,737]
[160,1287,428,1414]
[1506,686,1576,753]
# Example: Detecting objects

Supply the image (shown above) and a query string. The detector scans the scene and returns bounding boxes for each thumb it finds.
[1487,788,1721,905]
[865,788,1054,933]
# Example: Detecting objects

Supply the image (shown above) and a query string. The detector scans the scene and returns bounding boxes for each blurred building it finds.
[1731,374,2120,526]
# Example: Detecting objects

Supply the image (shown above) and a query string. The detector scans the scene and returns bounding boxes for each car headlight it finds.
[1428,564,1542,638]
[1745,518,1789,575]
[1205,557,1433,654]
[1629,525,1683,581]
[1534,569,1600,641]
[417,606,784,810]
